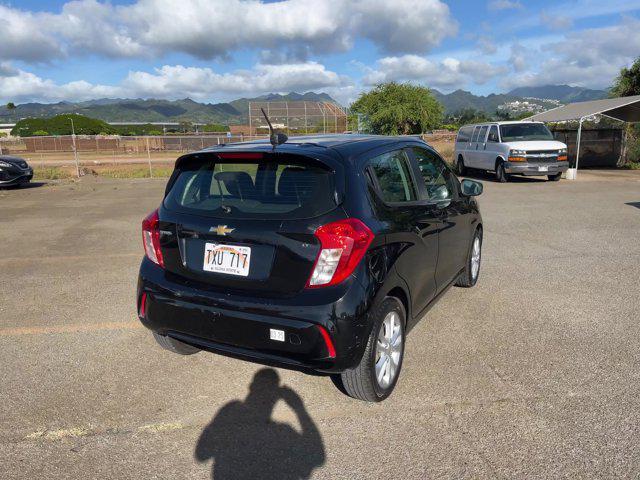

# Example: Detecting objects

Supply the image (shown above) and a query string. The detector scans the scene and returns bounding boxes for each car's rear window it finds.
[164,154,338,219]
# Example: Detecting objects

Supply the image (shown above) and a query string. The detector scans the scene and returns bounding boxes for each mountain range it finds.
[432,85,607,116]
[0,85,607,124]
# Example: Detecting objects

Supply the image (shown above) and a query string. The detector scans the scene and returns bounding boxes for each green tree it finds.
[202,123,229,133]
[450,108,490,126]
[350,82,443,135]
[610,57,640,165]
[6,102,16,110]
[11,114,115,136]
[610,57,640,97]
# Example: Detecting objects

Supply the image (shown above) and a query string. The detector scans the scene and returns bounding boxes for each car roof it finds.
[192,134,430,160]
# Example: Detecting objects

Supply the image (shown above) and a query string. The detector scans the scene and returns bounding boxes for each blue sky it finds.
[1,0,639,105]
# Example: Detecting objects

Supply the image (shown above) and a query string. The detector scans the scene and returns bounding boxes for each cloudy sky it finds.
[1,0,639,105]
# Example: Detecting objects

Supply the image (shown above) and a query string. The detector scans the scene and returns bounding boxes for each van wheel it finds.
[457,156,467,176]
[548,173,562,181]
[456,228,482,288]
[153,332,200,355]
[339,297,405,402]
[496,162,509,183]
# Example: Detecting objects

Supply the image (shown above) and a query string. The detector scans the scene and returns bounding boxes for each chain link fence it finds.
[0,134,269,177]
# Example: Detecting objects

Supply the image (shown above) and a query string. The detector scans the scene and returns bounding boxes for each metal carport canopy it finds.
[528,94,640,122]
[527,94,640,177]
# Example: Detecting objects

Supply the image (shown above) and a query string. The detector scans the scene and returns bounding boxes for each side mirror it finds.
[461,178,483,196]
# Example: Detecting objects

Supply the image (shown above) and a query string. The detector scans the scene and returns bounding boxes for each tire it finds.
[339,297,406,402]
[455,228,482,288]
[495,162,509,183]
[548,173,562,181]
[153,332,200,355]
[457,156,467,176]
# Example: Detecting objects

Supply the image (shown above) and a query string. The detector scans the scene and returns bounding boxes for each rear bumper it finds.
[505,161,568,176]
[137,258,372,373]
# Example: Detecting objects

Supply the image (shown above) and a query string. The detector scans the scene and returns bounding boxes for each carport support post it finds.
[575,117,584,177]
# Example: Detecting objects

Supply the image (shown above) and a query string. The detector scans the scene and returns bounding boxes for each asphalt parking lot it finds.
[1,170,639,479]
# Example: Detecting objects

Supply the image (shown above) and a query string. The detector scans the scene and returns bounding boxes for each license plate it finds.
[538,166,549,172]
[203,243,251,276]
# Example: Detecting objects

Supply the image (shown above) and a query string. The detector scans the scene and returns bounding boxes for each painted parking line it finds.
[0,321,143,336]
[24,421,186,442]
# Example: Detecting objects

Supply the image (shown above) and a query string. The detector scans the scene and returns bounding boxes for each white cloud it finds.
[503,17,640,89]
[487,0,523,11]
[351,0,457,55]
[477,36,498,55]
[363,55,507,90]
[540,12,573,31]
[0,0,456,62]
[0,69,121,103]
[0,6,62,62]
[508,43,528,73]
[0,62,350,103]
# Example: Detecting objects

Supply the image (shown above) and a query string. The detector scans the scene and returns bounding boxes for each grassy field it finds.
[34,164,174,180]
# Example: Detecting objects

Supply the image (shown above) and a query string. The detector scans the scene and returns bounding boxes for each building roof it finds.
[527,95,640,123]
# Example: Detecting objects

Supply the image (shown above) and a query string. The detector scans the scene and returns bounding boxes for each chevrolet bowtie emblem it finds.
[211,225,235,236]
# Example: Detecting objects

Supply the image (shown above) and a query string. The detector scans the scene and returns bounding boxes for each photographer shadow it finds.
[195,368,325,480]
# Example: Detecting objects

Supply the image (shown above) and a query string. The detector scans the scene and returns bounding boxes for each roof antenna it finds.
[260,107,288,149]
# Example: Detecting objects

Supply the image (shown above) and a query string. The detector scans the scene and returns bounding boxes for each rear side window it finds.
[456,126,473,143]
[477,126,488,143]
[164,154,338,219]
[471,127,481,143]
[369,149,417,203]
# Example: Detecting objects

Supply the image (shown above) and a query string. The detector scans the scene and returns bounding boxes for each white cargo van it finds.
[454,121,568,182]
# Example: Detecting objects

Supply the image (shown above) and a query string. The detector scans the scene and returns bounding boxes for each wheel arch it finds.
[385,286,409,327]
[495,156,506,171]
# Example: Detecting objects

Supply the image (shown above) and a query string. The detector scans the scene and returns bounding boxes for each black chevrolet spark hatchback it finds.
[137,135,483,402]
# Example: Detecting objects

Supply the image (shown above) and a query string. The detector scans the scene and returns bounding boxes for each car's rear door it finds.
[366,146,439,315]
[408,146,471,292]
[158,151,345,296]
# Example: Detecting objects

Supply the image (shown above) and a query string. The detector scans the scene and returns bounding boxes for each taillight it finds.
[142,209,164,268]
[307,218,374,288]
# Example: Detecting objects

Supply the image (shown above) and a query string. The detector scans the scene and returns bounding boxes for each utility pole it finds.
[70,117,80,177]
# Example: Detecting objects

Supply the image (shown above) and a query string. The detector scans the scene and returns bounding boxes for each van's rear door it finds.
[158,150,345,295]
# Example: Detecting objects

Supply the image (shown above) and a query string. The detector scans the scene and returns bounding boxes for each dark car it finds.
[137,135,483,401]
[0,155,33,187]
